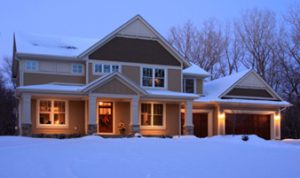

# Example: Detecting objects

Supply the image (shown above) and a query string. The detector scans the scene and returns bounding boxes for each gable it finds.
[117,19,156,38]
[91,78,138,95]
[222,72,281,100]
[88,37,181,66]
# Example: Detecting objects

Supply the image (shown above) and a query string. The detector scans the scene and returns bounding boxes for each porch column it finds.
[183,100,193,135]
[130,97,140,134]
[217,106,225,135]
[21,93,32,136]
[271,110,281,140]
[88,95,97,135]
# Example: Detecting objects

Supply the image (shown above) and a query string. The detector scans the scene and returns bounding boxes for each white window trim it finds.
[183,78,196,94]
[140,67,167,89]
[93,62,121,75]
[36,99,69,128]
[140,102,166,129]
[71,63,84,75]
[24,60,39,72]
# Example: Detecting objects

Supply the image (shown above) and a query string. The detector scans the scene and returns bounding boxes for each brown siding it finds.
[88,37,181,66]
[92,78,137,95]
[31,99,85,135]
[196,78,203,95]
[224,88,274,99]
[140,103,180,136]
[114,102,131,135]
[24,73,85,85]
[122,65,140,85]
[168,69,181,92]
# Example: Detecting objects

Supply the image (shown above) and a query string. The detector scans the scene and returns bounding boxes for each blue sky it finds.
[0,0,296,59]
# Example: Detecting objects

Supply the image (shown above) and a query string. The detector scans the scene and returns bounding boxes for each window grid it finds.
[38,100,67,127]
[142,67,165,88]
[94,63,120,74]
[141,103,164,127]
[25,61,38,71]
[72,64,83,74]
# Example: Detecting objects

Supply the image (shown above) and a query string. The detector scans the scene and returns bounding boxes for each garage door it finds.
[225,114,271,139]
[193,113,208,138]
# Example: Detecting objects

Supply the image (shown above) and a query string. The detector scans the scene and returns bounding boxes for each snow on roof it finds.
[183,63,210,77]
[201,69,251,100]
[146,89,198,99]
[15,33,99,57]
[17,83,84,92]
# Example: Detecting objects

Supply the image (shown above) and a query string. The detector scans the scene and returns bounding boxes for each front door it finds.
[98,102,113,134]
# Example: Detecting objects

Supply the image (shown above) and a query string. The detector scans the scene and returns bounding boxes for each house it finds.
[13,15,290,139]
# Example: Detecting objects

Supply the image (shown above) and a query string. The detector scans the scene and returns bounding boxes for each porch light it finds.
[99,102,103,106]
[274,114,280,121]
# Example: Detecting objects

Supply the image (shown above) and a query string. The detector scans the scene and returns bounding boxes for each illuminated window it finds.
[142,67,165,88]
[38,100,67,127]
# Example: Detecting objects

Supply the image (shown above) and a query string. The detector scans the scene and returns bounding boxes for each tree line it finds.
[168,6,300,138]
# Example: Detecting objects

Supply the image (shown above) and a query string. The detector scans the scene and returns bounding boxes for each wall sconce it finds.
[74,126,78,130]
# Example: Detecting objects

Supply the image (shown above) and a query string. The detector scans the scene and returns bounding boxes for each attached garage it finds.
[225,113,271,139]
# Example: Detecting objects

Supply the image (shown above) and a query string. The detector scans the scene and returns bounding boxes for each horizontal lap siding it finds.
[24,73,85,85]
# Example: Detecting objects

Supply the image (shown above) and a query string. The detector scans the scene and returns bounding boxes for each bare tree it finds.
[169,19,227,79]
[235,8,277,82]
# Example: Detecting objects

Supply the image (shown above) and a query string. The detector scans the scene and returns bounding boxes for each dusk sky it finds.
[0,0,297,59]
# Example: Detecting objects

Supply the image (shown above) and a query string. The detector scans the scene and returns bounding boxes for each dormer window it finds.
[142,67,165,88]
[184,78,195,93]
[25,60,38,71]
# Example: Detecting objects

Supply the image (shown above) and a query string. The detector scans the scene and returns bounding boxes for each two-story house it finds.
[13,15,290,139]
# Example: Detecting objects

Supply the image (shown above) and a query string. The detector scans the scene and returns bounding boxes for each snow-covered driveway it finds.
[0,135,299,178]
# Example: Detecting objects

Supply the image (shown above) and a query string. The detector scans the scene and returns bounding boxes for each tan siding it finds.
[114,102,131,135]
[31,99,85,135]
[24,73,85,85]
[122,65,140,85]
[196,79,203,95]
[168,69,181,92]
[140,103,180,136]
[92,78,137,95]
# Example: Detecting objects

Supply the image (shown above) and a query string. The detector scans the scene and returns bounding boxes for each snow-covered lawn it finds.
[0,135,300,178]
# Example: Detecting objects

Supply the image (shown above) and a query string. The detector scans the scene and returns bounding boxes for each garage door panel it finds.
[225,114,270,139]
[193,113,208,138]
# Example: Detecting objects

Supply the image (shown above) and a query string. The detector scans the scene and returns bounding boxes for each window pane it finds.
[112,65,119,72]
[72,64,83,74]
[142,68,153,87]
[54,101,65,112]
[185,79,195,93]
[155,69,165,87]
[141,104,151,126]
[95,64,102,73]
[54,113,65,125]
[153,115,163,126]
[153,104,163,115]
[39,113,51,124]
[104,65,111,73]
[26,61,37,71]
[40,100,51,112]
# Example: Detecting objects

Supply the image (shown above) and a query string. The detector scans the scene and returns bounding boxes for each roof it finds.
[15,33,99,58]
[183,63,210,77]
[17,83,84,93]
[194,69,291,107]
[145,89,198,99]
[14,15,191,67]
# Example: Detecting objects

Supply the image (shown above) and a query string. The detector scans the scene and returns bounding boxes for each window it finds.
[184,78,195,93]
[93,63,120,74]
[25,60,38,71]
[142,67,165,88]
[141,103,164,127]
[72,64,83,74]
[38,100,67,127]
[94,64,102,73]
